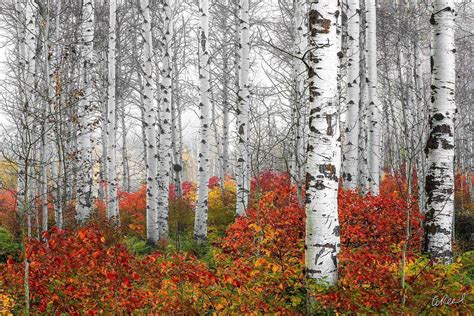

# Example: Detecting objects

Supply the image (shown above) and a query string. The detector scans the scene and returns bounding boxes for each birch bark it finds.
[106,0,119,222]
[424,0,456,262]
[157,0,173,239]
[357,0,369,194]
[292,0,306,205]
[366,0,381,195]
[140,0,159,243]
[305,0,341,284]
[76,0,95,223]
[342,0,360,190]
[194,0,211,242]
[236,0,250,216]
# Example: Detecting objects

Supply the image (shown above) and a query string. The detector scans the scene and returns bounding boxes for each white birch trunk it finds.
[358,0,369,194]
[235,0,250,216]
[171,54,183,198]
[305,0,341,284]
[366,0,381,195]
[15,0,27,218]
[292,0,306,204]
[76,0,95,223]
[157,0,173,239]
[194,0,211,242]
[51,0,63,229]
[342,0,360,190]
[140,0,159,243]
[220,0,230,189]
[424,0,456,262]
[106,0,119,222]
[41,1,56,234]
[22,0,37,237]
[121,103,130,192]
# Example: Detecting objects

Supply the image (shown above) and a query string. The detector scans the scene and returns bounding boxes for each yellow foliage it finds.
[0,293,14,315]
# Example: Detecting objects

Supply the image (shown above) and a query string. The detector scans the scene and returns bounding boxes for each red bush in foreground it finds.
[0,173,472,314]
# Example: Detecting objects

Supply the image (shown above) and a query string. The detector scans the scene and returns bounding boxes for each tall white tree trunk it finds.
[413,0,427,213]
[235,0,250,216]
[24,0,37,239]
[357,0,369,194]
[15,0,27,219]
[366,0,381,195]
[157,0,173,239]
[106,0,119,222]
[291,0,306,205]
[76,0,95,223]
[121,103,131,193]
[52,0,63,228]
[41,0,57,234]
[220,0,231,190]
[424,0,456,262]
[194,0,211,242]
[140,0,159,243]
[342,0,360,190]
[305,1,341,284]
[171,52,183,198]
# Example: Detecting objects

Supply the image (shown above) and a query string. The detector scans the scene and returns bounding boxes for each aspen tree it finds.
[140,0,159,243]
[236,0,250,216]
[157,0,173,239]
[305,0,341,284]
[194,0,211,242]
[366,0,381,195]
[424,0,456,263]
[342,0,360,190]
[107,0,119,222]
[76,0,95,223]
[291,0,306,205]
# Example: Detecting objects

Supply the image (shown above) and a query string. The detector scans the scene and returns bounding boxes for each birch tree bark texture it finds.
[15,0,25,221]
[194,0,211,242]
[140,0,159,243]
[157,0,173,239]
[235,0,250,217]
[366,0,381,195]
[423,0,456,263]
[76,0,95,223]
[342,0,360,190]
[291,0,306,205]
[305,0,341,285]
[106,0,119,223]
[41,0,55,233]
[357,0,369,194]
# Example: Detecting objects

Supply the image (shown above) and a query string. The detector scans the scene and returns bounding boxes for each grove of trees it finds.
[0,0,472,314]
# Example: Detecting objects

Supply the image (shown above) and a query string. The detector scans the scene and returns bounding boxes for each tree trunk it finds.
[76,0,95,223]
[366,0,381,195]
[121,101,130,192]
[157,0,173,239]
[236,0,250,216]
[423,0,456,263]
[357,0,369,194]
[107,0,119,222]
[342,0,360,190]
[194,0,211,242]
[140,0,159,243]
[305,0,341,285]
[291,0,306,205]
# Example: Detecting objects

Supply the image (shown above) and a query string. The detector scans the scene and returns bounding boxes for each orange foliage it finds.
[0,173,472,314]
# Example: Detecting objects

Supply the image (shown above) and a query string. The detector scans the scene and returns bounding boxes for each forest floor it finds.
[0,172,473,314]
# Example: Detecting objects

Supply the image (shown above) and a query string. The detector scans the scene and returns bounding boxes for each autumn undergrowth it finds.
[0,172,473,314]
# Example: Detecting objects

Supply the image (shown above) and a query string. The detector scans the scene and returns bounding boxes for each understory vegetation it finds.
[1,172,473,314]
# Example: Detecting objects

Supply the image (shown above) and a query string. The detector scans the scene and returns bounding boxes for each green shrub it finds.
[0,226,20,262]
[123,236,152,255]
